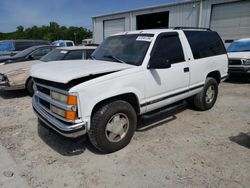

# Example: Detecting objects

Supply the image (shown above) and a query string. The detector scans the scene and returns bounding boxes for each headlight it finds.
[51,91,77,105]
[0,74,5,81]
[51,91,67,103]
[50,91,78,120]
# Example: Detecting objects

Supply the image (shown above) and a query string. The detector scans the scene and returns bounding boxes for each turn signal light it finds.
[66,111,76,120]
[67,95,77,105]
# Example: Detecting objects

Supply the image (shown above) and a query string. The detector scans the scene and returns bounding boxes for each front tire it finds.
[88,100,137,153]
[26,78,34,96]
[193,77,218,111]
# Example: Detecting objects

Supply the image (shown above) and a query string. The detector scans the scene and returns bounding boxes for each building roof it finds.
[92,0,197,18]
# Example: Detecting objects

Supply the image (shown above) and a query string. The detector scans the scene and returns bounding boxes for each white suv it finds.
[31,28,228,153]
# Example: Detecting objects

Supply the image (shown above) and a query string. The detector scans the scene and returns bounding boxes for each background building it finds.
[92,0,250,46]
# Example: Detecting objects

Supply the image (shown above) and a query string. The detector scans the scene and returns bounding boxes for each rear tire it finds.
[193,77,218,111]
[88,100,137,153]
[26,78,34,96]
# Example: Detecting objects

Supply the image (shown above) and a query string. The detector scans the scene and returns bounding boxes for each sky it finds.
[0,0,183,33]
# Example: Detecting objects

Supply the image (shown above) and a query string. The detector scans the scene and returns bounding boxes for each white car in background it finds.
[227,38,250,75]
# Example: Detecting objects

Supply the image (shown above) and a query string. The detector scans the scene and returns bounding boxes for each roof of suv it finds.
[113,28,212,36]
[56,46,97,50]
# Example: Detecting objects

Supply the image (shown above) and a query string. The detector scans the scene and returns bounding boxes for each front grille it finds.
[229,59,242,65]
[33,79,78,123]
[37,85,50,96]
[39,98,50,109]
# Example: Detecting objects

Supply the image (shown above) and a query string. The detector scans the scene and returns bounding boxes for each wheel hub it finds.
[105,113,129,142]
[205,85,215,103]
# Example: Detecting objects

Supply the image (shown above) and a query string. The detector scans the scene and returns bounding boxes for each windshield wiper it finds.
[104,55,126,64]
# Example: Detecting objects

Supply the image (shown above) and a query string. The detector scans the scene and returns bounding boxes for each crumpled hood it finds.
[227,52,250,59]
[0,60,41,75]
[30,60,135,83]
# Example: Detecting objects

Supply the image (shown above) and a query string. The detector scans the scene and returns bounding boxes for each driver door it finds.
[143,32,190,112]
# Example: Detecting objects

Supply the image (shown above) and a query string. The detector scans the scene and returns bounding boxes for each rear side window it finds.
[152,34,185,64]
[184,31,226,59]
[15,41,34,51]
[66,42,73,46]
[64,50,83,60]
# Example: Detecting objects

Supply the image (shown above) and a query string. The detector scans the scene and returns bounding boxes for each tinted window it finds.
[15,41,35,51]
[66,42,73,46]
[184,31,226,59]
[64,50,83,60]
[152,34,184,64]
[34,41,50,45]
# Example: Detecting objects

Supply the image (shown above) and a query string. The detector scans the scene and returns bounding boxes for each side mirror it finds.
[148,56,171,69]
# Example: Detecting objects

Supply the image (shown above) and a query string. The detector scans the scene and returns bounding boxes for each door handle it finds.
[184,67,189,73]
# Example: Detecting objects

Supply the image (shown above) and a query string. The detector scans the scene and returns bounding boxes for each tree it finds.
[0,22,92,44]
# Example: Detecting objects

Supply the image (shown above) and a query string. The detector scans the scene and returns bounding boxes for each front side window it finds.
[184,31,226,59]
[227,40,250,52]
[152,34,185,64]
[92,34,153,66]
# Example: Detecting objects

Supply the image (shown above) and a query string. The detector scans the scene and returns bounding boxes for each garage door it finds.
[210,1,250,45]
[103,18,125,39]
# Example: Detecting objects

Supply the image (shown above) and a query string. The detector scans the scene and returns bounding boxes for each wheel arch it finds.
[206,71,221,84]
[91,93,141,118]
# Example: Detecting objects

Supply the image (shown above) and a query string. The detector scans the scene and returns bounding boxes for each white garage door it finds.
[210,1,250,45]
[103,18,125,39]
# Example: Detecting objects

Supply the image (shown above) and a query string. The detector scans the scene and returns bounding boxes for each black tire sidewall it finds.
[90,101,137,153]
[26,78,34,96]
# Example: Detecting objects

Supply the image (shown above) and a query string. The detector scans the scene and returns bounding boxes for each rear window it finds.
[184,31,226,59]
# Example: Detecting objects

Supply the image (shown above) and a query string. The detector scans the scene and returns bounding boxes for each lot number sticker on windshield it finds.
[136,36,153,42]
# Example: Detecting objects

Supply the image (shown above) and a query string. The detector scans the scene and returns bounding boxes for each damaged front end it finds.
[0,73,10,89]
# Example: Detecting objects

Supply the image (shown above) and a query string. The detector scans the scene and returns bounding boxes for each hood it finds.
[0,60,42,75]
[227,52,250,59]
[30,60,135,84]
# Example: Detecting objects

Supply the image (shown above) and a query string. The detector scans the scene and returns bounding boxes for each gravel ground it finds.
[0,78,250,188]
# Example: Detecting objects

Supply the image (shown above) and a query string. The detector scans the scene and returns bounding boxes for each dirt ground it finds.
[0,78,250,188]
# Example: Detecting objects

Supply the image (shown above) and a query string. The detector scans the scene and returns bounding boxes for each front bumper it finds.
[32,96,87,138]
[0,80,25,90]
[228,66,250,74]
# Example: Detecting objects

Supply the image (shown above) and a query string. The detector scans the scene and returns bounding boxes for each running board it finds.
[137,100,187,131]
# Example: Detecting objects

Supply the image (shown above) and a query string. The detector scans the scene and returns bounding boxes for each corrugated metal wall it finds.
[93,0,245,44]
[93,1,199,43]
[199,0,240,28]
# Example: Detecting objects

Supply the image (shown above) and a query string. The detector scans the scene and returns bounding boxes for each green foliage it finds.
[0,22,92,45]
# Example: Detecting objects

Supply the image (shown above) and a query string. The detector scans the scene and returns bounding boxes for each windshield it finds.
[13,46,37,58]
[92,34,154,66]
[0,41,14,51]
[227,40,250,52]
[40,49,68,62]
